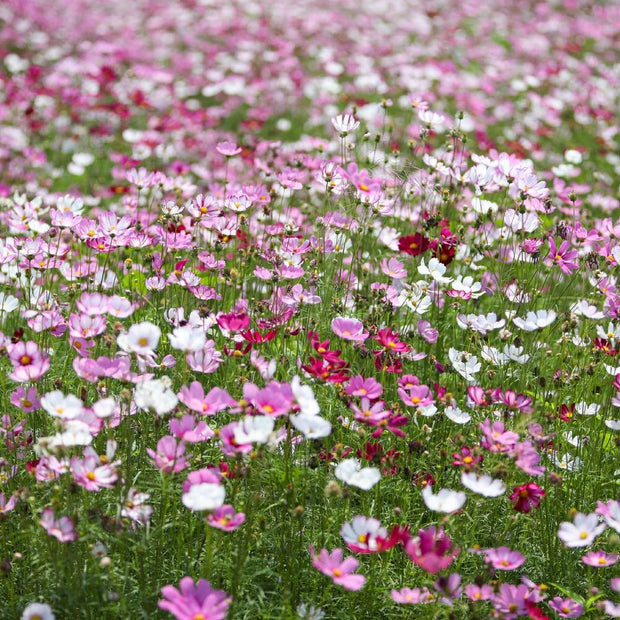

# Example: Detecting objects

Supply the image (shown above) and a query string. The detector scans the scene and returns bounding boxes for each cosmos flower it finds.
[309,546,366,590]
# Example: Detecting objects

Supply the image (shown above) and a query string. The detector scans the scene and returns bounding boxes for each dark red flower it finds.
[398,233,430,256]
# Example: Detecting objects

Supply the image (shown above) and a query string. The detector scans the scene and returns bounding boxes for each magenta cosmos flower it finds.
[309,546,366,590]
[544,237,579,274]
[404,526,460,574]
[510,482,545,513]
[159,577,231,620]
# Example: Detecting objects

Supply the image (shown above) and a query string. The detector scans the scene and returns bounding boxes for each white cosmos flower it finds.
[418,257,452,285]
[37,420,93,455]
[503,345,530,364]
[290,413,332,439]
[513,310,556,331]
[422,485,466,513]
[0,293,18,313]
[480,346,507,366]
[597,322,620,341]
[41,391,84,420]
[133,378,178,415]
[397,285,433,314]
[335,459,380,490]
[549,452,583,471]
[92,397,116,419]
[451,275,484,298]
[605,364,620,376]
[182,483,226,511]
[504,208,539,233]
[457,312,505,335]
[460,472,505,497]
[575,402,599,416]
[504,283,530,303]
[118,321,161,355]
[444,405,471,424]
[291,376,320,416]
[21,602,56,620]
[557,512,606,547]
[470,197,498,215]
[605,419,620,431]
[331,114,359,134]
[417,404,438,417]
[168,325,206,352]
[448,348,481,382]
[571,300,604,319]
[233,416,275,445]
[564,432,586,448]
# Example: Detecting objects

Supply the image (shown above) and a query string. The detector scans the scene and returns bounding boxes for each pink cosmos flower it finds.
[492,584,531,617]
[216,312,250,333]
[7,341,50,382]
[433,573,462,604]
[381,257,407,279]
[350,398,391,425]
[40,508,78,542]
[483,546,526,570]
[147,436,190,473]
[159,577,231,620]
[309,546,366,590]
[331,317,369,342]
[107,295,135,318]
[207,505,246,531]
[169,415,214,443]
[391,587,435,604]
[186,344,222,374]
[70,448,118,491]
[398,383,434,408]
[417,319,439,343]
[345,376,384,400]
[548,597,584,618]
[0,492,17,514]
[68,313,107,339]
[595,499,620,532]
[216,141,242,157]
[464,584,493,601]
[219,422,253,457]
[121,488,153,524]
[581,550,618,567]
[479,420,519,452]
[243,381,294,417]
[10,386,40,412]
[177,382,236,416]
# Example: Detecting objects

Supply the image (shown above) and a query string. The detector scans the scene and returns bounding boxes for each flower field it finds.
[0,0,619,618]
